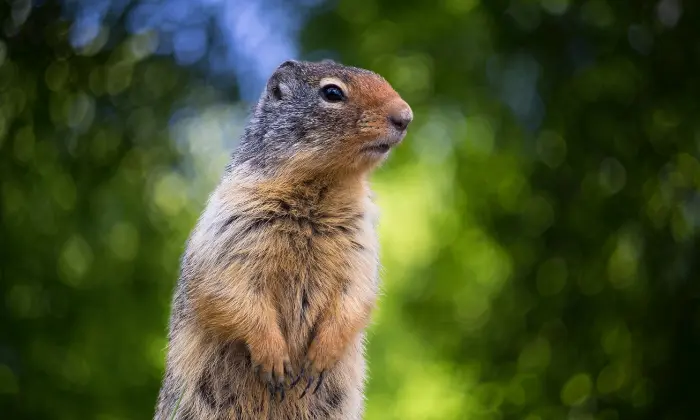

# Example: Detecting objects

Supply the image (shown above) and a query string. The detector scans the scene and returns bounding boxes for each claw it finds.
[312,371,325,395]
[290,367,304,389]
[299,375,314,399]
[255,359,295,405]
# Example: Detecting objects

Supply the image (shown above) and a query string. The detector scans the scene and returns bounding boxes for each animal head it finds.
[235,59,413,177]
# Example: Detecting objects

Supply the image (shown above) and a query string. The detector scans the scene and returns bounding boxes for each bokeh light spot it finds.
[44,60,70,92]
[536,130,567,169]
[107,222,140,261]
[598,157,626,195]
[443,0,479,15]
[58,235,94,287]
[540,0,570,15]
[560,373,593,406]
[518,336,551,372]
[601,322,631,356]
[607,226,642,289]
[596,362,627,394]
[152,173,189,217]
[106,63,134,95]
[65,92,96,130]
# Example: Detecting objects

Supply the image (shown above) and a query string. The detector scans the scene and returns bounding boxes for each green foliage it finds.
[2,1,700,419]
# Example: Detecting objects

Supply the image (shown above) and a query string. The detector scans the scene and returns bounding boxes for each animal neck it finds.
[229,163,369,213]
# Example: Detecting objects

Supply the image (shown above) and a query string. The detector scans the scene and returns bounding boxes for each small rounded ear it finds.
[266,60,300,100]
[277,59,300,70]
[320,59,337,65]
[267,78,291,101]
[269,82,285,100]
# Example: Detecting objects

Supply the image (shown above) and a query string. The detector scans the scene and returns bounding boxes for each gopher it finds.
[155,59,413,420]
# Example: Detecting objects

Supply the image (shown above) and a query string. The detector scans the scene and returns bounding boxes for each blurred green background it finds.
[2,0,700,419]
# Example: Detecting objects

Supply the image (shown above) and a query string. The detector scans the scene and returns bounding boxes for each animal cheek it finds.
[357,112,380,131]
[359,126,382,140]
[357,117,384,137]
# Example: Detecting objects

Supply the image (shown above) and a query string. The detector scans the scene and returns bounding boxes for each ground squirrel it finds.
[154,59,413,420]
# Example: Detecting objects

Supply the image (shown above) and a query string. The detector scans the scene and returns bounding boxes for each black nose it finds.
[389,108,413,131]
[388,101,413,131]
[389,114,411,131]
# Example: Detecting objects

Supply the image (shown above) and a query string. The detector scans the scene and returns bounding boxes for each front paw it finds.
[293,335,343,398]
[248,339,294,402]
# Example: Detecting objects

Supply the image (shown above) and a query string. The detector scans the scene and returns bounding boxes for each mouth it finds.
[363,143,392,154]
[361,137,403,155]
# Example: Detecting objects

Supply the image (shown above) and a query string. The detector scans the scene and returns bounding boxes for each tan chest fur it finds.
[185,169,379,363]
[157,171,380,419]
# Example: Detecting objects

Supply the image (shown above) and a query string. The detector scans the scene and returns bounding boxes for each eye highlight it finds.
[320,84,345,102]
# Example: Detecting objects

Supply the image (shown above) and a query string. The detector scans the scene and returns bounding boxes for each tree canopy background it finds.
[1,0,699,419]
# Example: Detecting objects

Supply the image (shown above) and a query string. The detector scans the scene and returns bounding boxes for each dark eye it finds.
[321,84,345,102]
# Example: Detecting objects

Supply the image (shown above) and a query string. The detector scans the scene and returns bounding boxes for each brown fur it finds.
[155,60,412,419]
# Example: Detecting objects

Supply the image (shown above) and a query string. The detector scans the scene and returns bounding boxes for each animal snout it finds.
[387,100,413,131]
